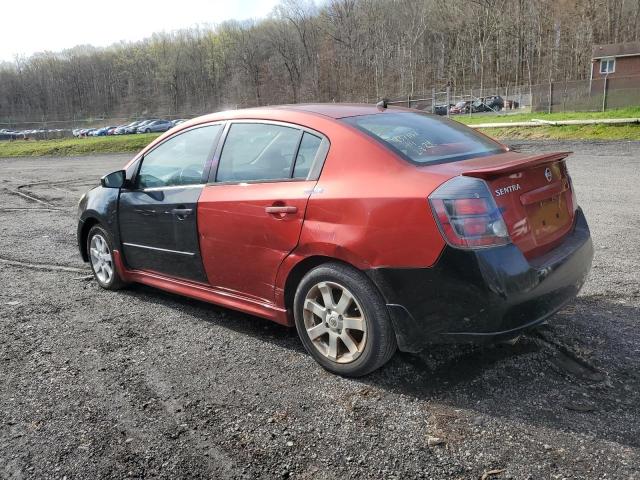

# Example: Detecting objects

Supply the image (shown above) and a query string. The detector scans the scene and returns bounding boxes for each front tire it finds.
[293,262,396,377]
[87,225,125,290]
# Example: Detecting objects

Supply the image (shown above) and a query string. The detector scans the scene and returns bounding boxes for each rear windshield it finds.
[342,112,505,164]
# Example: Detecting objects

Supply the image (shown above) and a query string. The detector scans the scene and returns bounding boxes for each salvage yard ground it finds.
[0,140,639,479]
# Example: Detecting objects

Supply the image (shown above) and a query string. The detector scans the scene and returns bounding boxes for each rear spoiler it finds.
[462,152,571,179]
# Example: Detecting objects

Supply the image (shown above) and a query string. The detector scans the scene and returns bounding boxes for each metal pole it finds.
[602,75,608,112]
[407,94,411,108]
[469,88,473,116]
[518,86,522,110]
[548,80,553,114]
[431,87,436,114]
[446,85,450,118]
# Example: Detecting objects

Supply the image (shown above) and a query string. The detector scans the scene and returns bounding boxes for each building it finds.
[590,42,640,104]
[531,42,640,112]
[591,42,640,81]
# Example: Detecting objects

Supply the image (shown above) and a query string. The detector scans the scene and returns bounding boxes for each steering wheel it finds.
[177,165,203,185]
[138,173,164,189]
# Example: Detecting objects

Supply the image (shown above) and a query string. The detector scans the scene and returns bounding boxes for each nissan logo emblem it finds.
[544,167,553,182]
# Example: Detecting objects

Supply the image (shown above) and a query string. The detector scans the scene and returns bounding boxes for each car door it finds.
[198,121,329,304]
[118,123,223,282]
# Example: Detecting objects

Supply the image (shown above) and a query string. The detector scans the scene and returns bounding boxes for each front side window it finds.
[600,58,615,74]
[137,124,221,189]
[216,123,302,182]
[343,112,505,165]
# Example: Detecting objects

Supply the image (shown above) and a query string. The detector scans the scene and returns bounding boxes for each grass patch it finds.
[457,106,640,125]
[0,134,160,157]
[479,123,640,141]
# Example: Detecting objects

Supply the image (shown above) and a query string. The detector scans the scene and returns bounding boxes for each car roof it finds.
[187,103,414,125]
[271,103,410,119]
[133,103,419,163]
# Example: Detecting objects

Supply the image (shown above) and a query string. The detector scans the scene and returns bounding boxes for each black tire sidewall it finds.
[293,263,395,377]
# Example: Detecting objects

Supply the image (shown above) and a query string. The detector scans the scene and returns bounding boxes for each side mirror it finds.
[100,170,126,189]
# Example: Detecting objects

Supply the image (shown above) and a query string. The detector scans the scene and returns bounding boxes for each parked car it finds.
[172,119,187,126]
[471,96,504,113]
[123,120,149,134]
[0,129,20,140]
[115,121,140,135]
[433,104,451,116]
[77,104,593,377]
[449,100,472,114]
[93,126,115,136]
[137,119,173,133]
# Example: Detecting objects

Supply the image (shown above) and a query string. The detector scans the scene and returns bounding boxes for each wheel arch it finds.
[283,255,336,311]
[78,216,101,262]
[282,255,365,312]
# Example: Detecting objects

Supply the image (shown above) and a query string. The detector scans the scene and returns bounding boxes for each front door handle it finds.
[171,207,193,219]
[265,205,298,214]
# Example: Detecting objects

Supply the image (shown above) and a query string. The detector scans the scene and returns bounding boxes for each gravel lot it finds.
[0,140,638,479]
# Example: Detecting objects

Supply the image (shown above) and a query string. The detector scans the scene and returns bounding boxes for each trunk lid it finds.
[462,151,577,258]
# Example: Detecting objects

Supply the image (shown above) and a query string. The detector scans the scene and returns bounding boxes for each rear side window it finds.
[293,132,322,179]
[217,123,302,182]
[342,112,505,164]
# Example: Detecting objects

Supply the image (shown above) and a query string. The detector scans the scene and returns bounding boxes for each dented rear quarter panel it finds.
[289,123,450,270]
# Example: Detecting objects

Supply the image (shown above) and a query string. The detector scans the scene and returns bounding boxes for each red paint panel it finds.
[419,150,577,257]
[292,126,449,270]
[113,250,289,325]
[198,181,316,304]
[484,160,575,258]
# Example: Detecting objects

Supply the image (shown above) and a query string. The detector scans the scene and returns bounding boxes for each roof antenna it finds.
[376,98,389,110]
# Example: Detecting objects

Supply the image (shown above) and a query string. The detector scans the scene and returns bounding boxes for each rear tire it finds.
[293,262,396,377]
[87,225,125,290]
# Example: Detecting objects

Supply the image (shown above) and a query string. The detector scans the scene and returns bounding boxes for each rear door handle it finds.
[265,205,298,214]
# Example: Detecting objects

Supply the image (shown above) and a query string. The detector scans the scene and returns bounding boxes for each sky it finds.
[0,0,281,62]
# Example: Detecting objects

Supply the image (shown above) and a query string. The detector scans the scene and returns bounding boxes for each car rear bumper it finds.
[367,208,593,352]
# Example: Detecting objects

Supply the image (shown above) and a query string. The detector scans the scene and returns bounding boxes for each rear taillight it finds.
[429,176,510,249]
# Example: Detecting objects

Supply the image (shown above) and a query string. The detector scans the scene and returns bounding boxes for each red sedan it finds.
[77,104,593,376]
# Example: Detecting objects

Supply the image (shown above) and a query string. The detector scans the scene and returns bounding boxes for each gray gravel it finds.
[0,142,639,479]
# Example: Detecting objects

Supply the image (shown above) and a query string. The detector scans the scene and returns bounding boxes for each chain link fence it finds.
[384,84,531,116]
[2,75,640,140]
[384,74,640,117]
[532,75,640,113]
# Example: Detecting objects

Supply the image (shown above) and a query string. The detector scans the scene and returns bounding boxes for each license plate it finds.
[527,195,570,238]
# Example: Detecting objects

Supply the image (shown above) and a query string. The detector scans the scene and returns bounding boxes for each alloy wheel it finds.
[302,281,367,363]
[89,234,114,284]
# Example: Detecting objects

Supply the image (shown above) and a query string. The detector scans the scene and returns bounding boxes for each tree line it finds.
[1,0,639,123]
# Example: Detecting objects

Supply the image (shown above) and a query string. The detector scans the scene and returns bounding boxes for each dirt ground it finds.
[0,140,638,479]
